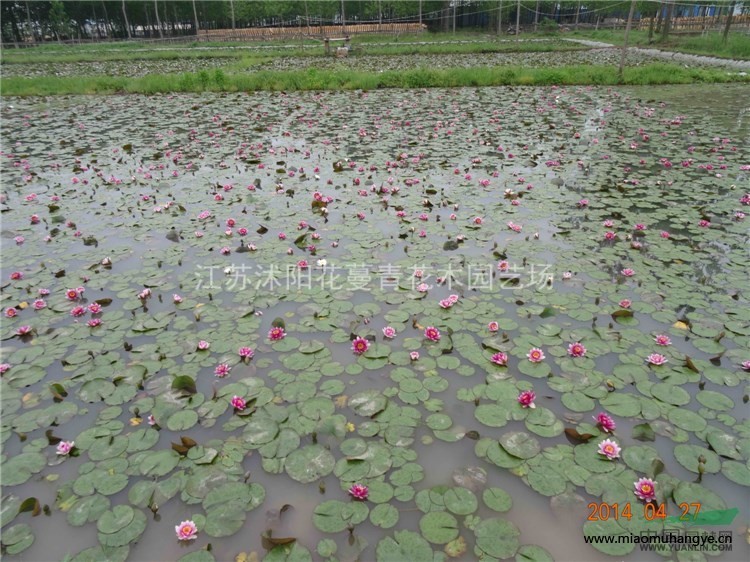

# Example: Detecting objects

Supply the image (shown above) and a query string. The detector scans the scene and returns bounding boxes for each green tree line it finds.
[0,1,743,44]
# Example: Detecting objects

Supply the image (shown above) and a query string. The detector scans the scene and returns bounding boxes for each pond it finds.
[1,84,748,562]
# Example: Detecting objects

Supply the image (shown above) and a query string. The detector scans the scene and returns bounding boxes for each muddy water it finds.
[1,84,748,562]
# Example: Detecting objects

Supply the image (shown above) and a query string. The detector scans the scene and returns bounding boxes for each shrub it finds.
[540,18,558,35]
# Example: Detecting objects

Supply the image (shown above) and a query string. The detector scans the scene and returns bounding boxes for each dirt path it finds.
[564,38,750,71]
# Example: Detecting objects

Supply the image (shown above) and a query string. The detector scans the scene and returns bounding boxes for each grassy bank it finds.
[1,36,579,65]
[568,29,750,60]
[1,63,745,97]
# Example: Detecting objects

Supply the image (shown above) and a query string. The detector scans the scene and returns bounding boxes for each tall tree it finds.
[153,0,163,38]
[122,0,131,38]
[25,1,34,42]
[48,0,68,42]
[619,0,636,82]
[723,1,736,43]
[661,0,673,40]
[192,0,199,34]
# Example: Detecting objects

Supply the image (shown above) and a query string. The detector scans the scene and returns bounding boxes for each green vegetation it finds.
[569,30,750,60]
[2,63,745,97]
[0,34,584,65]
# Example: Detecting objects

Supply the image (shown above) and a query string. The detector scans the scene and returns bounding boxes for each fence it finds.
[636,13,750,32]
[197,22,426,42]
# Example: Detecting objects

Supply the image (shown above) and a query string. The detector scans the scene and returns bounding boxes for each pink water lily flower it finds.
[351,337,370,355]
[598,439,621,460]
[490,352,508,366]
[634,478,656,502]
[239,347,254,359]
[382,326,396,338]
[197,340,210,350]
[268,327,286,341]
[410,351,420,361]
[348,484,369,500]
[424,326,441,342]
[517,390,536,409]
[488,321,499,332]
[214,363,231,377]
[654,335,671,346]
[618,299,632,309]
[568,342,586,358]
[70,306,86,318]
[527,348,545,363]
[621,268,635,277]
[594,412,616,433]
[175,520,198,541]
[231,395,246,410]
[56,441,74,455]
[647,353,668,366]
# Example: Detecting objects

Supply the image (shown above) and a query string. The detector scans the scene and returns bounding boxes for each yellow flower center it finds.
[641,484,652,493]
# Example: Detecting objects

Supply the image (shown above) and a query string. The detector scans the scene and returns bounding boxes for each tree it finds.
[723,1,736,43]
[48,0,69,41]
[661,0,674,41]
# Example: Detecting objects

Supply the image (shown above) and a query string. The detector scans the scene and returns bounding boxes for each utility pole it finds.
[419,0,422,26]
[661,0,674,41]
[453,1,456,34]
[341,0,346,34]
[101,1,111,39]
[192,0,199,34]
[619,0,636,83]
[497,0,502,36]
[534,0,539,32]
[515,0,520,41]
[122,0,131,39]
[25,1,34,42]
[153,0,163,38]
[723,1,736,43]
[574,1,581,31]
[229,0,235,30]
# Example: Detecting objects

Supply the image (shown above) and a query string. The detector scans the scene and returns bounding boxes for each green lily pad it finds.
[312,500,369,533]
[419,511,459,544]
[516,544,554,561]
[673,444,721,474]
[370,503,399,529]
[376,530,434,562]
[443,487,478,516]
[285,445,335,483]
[499,431,541,460]
[1,523,34,554]
[97,506,147,547]
[483,487,513,512]
[474,518,520,559]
